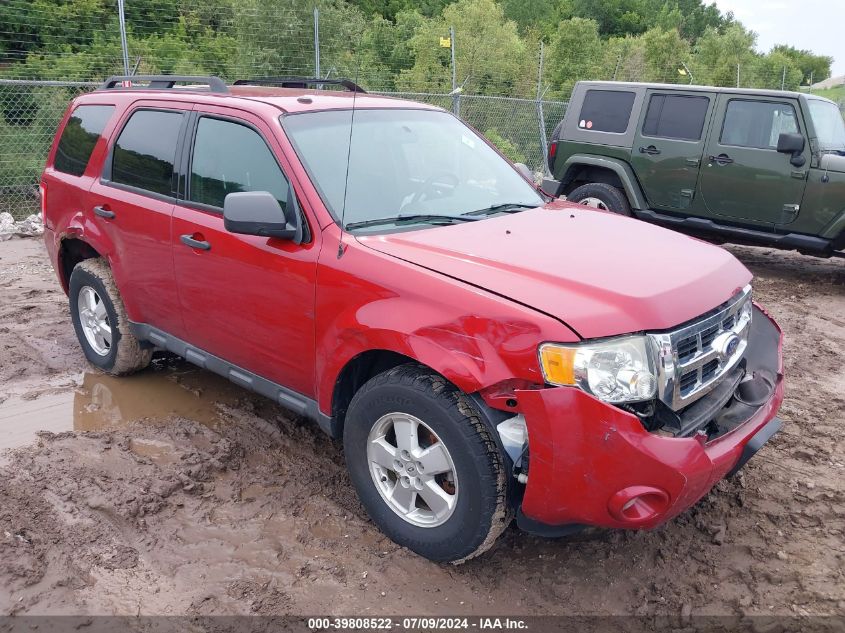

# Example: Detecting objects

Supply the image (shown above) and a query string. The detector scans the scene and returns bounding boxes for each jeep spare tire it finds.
[568,182,632,216]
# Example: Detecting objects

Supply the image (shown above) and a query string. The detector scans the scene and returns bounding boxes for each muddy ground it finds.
[0,237,843,619]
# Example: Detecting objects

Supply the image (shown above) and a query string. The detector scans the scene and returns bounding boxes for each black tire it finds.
[344,364,512,563]
[568,182,632,216]
[68,258,152,375]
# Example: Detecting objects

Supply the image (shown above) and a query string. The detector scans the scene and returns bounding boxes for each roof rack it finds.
[99,75,229,94]
[233,77,367,93]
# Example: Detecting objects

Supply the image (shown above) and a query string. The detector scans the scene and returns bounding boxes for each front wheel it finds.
[344,364,512,563]
[568,182,632,216]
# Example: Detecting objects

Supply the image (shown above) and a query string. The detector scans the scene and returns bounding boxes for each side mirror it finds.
[514,162,533,181]
[223,188,302,243]
[777,132,806,167]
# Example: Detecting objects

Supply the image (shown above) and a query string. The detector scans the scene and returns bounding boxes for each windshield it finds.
[808,100,845,151]
[282,109,544,231]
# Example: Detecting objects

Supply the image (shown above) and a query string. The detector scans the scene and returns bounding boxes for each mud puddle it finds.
[0,358,244,451]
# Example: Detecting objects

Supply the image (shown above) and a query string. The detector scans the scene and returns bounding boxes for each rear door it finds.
[88,102,189,337]
[699,95,809,225]
[171,106,319,397]
[630,90,713,212]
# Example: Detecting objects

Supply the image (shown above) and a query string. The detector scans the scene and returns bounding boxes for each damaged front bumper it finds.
[515,304,784,533]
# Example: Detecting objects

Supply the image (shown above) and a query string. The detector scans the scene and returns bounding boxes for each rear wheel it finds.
[568,182,632,216]
[69,258,152,375]
[344,364,512,563]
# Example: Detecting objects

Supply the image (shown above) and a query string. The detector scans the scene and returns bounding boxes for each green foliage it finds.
[772,45,833,86]
[484,128,526,164]
[397,0,532,95]
[0,0,836,94]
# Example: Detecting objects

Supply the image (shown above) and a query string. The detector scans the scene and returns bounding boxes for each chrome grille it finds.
[649,285,752,411]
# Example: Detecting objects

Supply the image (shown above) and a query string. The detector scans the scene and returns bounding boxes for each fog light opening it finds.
[608,486,670,524]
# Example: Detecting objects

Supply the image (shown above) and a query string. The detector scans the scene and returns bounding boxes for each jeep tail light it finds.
[39,181,47,223]
[548,141,558,169]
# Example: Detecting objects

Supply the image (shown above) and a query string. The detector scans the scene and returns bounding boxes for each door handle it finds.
[708,154,734,165]
[639,145,661,155]
[180,234,211,251]
[93,205,115,219]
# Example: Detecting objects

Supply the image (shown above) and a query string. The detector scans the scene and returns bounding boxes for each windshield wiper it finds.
[463,203,540,217]
[345,214,481,230]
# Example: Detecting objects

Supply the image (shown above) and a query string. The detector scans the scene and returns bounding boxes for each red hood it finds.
[357,204,752,339]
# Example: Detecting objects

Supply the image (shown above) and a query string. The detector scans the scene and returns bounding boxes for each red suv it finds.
[41,75,784,563]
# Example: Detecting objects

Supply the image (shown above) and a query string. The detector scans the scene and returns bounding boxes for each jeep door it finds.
[171,106,318,398]
[88,102,189,338]
[699,95,809,225]
[631,90,714,212]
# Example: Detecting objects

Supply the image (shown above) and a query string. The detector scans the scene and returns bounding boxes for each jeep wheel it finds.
[69,258,152,375]
[568,182,632,216]
[344,364,512,563]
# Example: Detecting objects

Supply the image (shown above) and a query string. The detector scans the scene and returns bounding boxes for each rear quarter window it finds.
[578,90,636,134]
[54,105,115,176]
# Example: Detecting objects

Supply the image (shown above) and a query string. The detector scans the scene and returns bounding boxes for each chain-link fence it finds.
[1,0,843,218]
[0,80,98,219]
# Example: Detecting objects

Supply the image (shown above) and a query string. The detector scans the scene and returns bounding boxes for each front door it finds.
[699,95,809,225]
[171,107,319,398]
[631,90,713,212]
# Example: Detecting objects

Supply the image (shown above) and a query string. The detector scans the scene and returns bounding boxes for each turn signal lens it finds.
[539,345,576,386]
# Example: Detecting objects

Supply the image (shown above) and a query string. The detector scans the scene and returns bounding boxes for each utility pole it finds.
[314,7,321,78]
[736,63,740,88]
[536,42,550,176]
[449,26,459,116]
[781,65,787,91]
[117,0,130,76]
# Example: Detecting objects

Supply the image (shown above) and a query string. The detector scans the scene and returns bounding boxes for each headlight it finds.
[539,335,657,403]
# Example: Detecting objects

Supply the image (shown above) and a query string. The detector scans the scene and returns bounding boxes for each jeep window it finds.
[54,105,115,176]
[190,117,289,211]
[577,90,636,133]
[282,109,543,231]
[807,100,845,151]
[111,109,183,196]
[642,94,709,141]
[721,100,799,150]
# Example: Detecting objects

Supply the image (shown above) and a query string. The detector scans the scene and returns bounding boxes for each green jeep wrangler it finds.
[544,81,845,258]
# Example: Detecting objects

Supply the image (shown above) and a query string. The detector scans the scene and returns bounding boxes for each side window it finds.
[190,117,289,210]
[111,110,183,196]
[54,105,115,176]
[642,94,710,141]
[721,100,799,150]
[578,90,636,133]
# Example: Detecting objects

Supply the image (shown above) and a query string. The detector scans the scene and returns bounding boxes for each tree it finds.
[398,0,532,96]
[772,45,833,86]
[642,26,690,83]
[691,23,757,87]
[546,18,603,95]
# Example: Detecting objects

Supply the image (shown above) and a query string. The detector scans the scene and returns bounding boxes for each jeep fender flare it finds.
[559,155,647,210]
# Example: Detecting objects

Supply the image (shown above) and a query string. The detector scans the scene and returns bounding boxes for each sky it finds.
[712,0,845,80]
